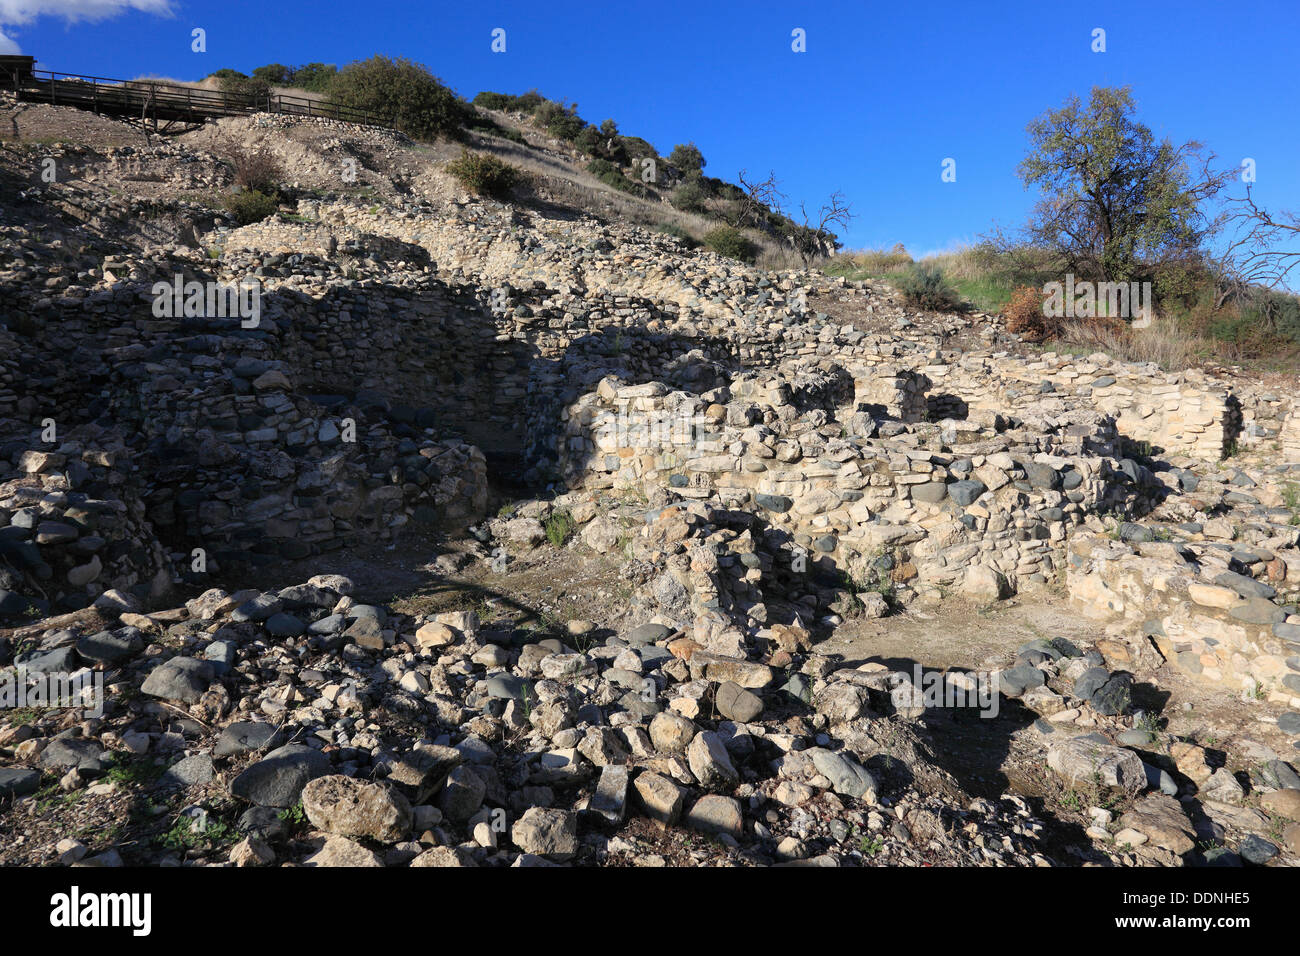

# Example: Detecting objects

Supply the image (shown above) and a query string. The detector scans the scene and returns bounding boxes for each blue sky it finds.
[4,0,1297,255]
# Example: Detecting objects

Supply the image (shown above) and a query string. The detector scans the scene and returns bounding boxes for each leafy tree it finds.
[289,63,337,93]
[1016,85,1229,283]
[252,63,292,85]
[669,142,705,176]
[330,55,471,141]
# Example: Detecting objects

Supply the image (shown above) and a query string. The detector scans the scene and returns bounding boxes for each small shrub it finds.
[703,226,759,264]
[896,263,961,311]
[220,141,283,195]
[670,180,708,213]
[586,158,647,196]
[445,150,519,198]
[223,189,279,225]
[544,509,575,548]
[1004,284,1052,341]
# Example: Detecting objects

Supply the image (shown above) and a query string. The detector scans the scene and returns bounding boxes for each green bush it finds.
[574,125,603,154]
[618,135,657,159]
[703,226,759,264]
[668,143,706,176]
[288,63,337,93]
[477,89,545,114]
[544,510,575,548]
[445,150,519,198]
[671,180,708,213]
[586,158,646,196]
[251,63,292,85]
[896,263,962,311]
[215,73,271,102]
[473,91,511,111]
[535,100,587,142]
[330,55,471,141]
[223,189,279,225]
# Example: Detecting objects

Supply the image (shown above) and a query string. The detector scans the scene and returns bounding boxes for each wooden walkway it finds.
[2,64,391,134]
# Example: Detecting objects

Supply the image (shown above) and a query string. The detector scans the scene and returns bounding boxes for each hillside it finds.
[0,91,1298,871]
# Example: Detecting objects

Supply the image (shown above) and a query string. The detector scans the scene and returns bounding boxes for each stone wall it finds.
[557,366,1160,600]
[1068,534,1300,698]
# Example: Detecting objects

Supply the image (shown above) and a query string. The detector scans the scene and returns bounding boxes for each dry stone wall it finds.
[1068,534,1300,696]
[556,365,1165,601]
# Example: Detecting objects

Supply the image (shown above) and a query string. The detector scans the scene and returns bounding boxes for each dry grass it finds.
[1050,317,1202,370]
[836,245,914,275]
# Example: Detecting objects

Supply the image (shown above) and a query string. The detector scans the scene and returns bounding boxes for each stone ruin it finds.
[2,105,1299,868]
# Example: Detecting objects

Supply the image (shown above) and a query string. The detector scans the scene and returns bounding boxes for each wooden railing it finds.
[8,68,392,130]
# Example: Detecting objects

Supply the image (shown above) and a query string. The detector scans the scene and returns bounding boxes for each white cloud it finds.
[0,28,20,53]
[0,1,175,26]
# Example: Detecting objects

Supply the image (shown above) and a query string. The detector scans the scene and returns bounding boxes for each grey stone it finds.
[437,765,486,822]
[0,767,40,797]
[589,764,629,824]
[1214,570,1275,600]
[625,622,672,645]
[715,681,763,722]
[512,807,578,860]
[230,744,331,807]
[39,736,107,772]
[18,645,78,675]
[1256,759,1300,792]
[264,612,305,637]
[230,593,284,622]
[1239,834,1278,865]
[1228,597,1286,626]
[999,664,1046,698]
[76,628,141,665]
[214,721,282,758]
[687,730,738,790]
[1145,762,1179,795]
[911,481,947,504]
[809,748,879,801]
[141,657,214,704]
[1090,672,1134,716]
[483,673,532,701]
[160,754,215,788]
